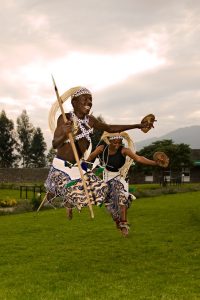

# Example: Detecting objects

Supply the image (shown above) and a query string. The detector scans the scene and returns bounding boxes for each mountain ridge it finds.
[135,125,200,150]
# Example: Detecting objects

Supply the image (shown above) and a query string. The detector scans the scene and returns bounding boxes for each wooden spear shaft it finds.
[37,194,47,212]
[52,76,94,219]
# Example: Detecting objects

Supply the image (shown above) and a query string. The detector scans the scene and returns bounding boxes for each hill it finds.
[135,125,200,150]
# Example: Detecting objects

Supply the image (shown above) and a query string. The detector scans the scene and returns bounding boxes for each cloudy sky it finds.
[0,0,199,150]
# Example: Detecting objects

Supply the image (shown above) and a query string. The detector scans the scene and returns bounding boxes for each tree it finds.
[46,147,56,166]
[0,110,17,167]
[30,127,47,167]
[132,139,193,175]
[16,110,34,167]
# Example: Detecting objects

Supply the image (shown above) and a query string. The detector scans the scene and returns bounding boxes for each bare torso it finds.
[56,139,90,163]
[54,113,94,163]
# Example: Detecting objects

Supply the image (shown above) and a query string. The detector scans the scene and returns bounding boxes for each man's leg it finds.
[119,205,129,237]
[46,191,55,202]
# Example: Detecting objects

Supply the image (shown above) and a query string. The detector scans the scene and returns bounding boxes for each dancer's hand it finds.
[153,152,169,168]
[141,114,156,133]
[62,120,73,138]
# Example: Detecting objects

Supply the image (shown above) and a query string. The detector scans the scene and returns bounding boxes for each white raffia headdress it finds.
[101,131,136,178]
[48,86,92,133]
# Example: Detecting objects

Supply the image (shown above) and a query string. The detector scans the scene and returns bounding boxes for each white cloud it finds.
[0,97,17,105]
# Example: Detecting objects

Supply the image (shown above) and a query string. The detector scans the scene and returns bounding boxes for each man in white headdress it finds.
[45,86,154,217]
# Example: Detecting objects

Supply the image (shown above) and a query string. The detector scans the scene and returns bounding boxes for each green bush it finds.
[129,183,200,199]
[31,195,42,210]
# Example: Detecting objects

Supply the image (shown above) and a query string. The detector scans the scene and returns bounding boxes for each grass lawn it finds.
[0,192,199,300]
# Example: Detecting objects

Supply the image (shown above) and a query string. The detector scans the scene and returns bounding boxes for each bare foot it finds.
[119,222,130,237]
[121,226,129,237]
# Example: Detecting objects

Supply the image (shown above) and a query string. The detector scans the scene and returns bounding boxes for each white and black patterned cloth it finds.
[45,165,108,211]
[105,176,134,220]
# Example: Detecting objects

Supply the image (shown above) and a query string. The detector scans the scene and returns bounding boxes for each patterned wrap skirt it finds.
[104,169,136,220]
[45,158,108,211]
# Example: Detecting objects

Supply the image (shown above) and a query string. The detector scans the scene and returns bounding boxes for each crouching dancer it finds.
[44,86,149,218]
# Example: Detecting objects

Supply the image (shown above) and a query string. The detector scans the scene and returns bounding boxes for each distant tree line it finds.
[0,110,193,173]
[130,139,193,182]
[0,110,56,168]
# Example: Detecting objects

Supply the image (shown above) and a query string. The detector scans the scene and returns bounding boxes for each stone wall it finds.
[0,167,199,184]
[0,168,159,184]
[0,168,50,183]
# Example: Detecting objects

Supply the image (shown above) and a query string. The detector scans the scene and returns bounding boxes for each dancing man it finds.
[45,86,154,218]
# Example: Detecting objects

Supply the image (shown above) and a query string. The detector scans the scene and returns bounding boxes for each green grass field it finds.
[0,192,200,300]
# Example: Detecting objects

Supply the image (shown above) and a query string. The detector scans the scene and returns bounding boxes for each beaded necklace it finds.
[65,111,93,143]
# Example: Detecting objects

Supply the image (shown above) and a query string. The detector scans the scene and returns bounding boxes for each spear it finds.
[51,75,94,219]
[37,194,47,212]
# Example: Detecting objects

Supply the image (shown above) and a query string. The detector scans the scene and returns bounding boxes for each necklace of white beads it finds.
[65,111,93,143]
